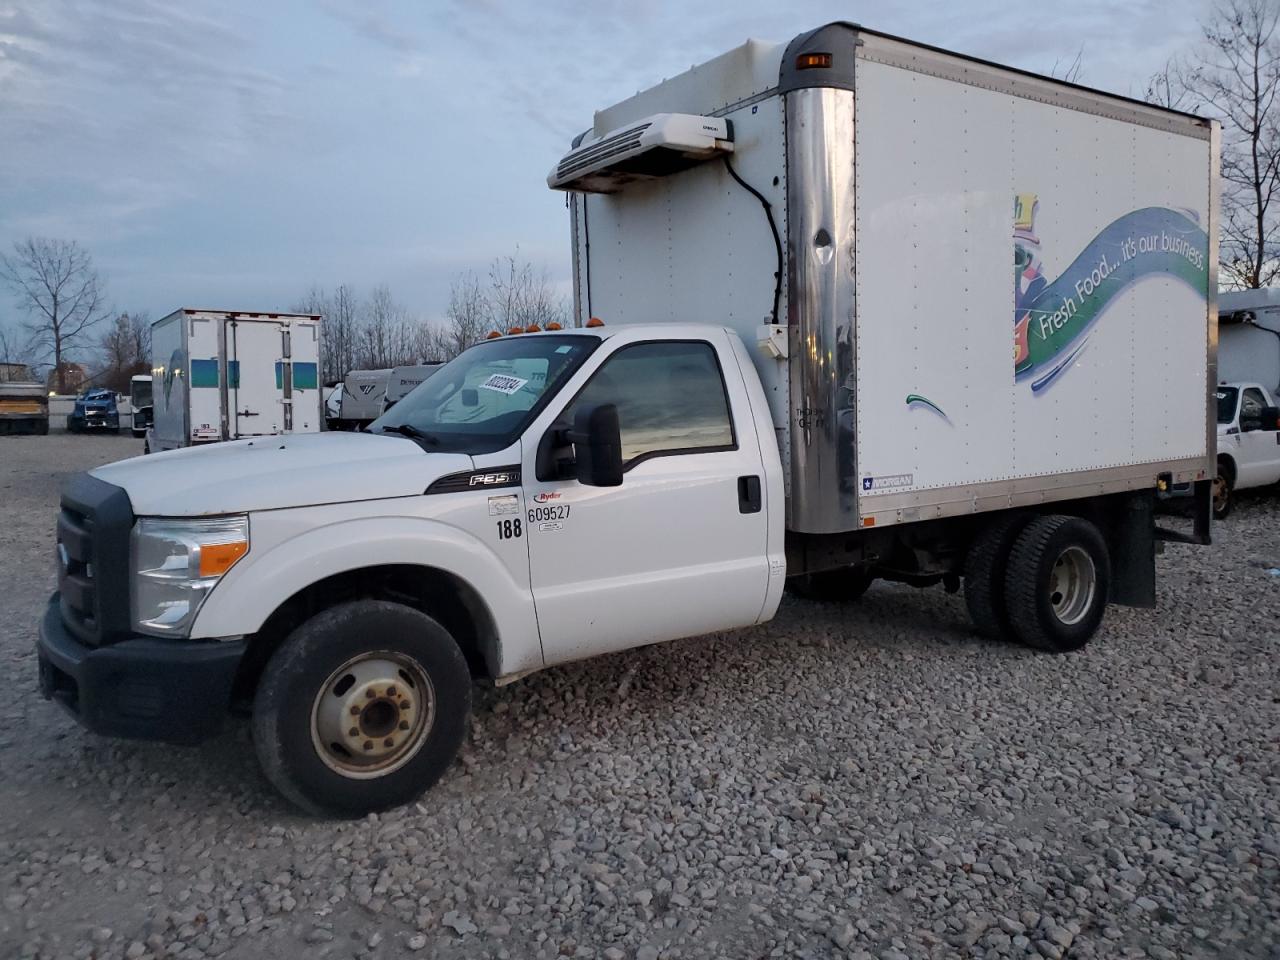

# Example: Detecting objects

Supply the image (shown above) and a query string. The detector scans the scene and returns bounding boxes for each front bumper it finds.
[36,595,246,744]
[70,415,119,430]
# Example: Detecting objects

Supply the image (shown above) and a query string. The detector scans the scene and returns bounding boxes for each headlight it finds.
[132,516,249,636]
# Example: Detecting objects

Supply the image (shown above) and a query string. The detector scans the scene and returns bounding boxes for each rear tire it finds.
[787,567,874,602]
[1003,516,1110,653]
[963,513,1030,640]
[252,600,472,817]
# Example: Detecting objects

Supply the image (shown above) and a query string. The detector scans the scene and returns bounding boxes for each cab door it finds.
[1237,386,1280,486]
[521,333,771,666]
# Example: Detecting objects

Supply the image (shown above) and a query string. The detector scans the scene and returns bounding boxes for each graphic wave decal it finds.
[1013,198,1207,392]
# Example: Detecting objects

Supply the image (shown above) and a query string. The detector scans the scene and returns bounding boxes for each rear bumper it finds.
[36,595,246,744]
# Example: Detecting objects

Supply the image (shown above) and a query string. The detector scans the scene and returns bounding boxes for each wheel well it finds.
[1217,453,1236,483]
[229,564,500,710]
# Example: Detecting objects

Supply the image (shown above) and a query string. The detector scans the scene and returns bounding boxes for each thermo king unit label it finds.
[861,473,913,491]
[479,374,528,395]
[488,495,519,516]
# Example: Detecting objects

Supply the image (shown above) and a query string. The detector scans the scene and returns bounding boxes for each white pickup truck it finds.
[1214,381,1280,518]
[36,24,1217,815]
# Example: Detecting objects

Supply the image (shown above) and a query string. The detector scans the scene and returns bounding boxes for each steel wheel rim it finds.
[1048,545,1096,626]
[310,651,435,780]
[1213,475,1229,514]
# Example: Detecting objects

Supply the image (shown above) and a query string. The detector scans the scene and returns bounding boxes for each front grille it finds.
[57,504,98,643]
[56,473,134,646]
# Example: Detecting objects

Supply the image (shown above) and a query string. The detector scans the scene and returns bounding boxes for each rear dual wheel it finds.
[964,514,1110,653]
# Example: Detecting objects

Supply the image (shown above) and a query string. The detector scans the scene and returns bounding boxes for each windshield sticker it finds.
[487,495,519,516]
[479,374,528,395]
[555,345,574,354]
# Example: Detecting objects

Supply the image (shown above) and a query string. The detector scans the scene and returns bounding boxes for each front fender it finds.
[189,513,544,676]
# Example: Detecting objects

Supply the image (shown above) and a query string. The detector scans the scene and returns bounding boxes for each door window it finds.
[1241,387,1268,429]
[562,341,735,466]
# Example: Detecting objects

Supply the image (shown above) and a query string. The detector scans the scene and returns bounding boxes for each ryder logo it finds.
[1013,195,1207,392]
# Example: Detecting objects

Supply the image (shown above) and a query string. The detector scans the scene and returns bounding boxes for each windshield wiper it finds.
[378,423,439,446]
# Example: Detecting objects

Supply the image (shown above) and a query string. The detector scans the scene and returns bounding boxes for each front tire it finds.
[252,600,472,817]
[1003,516,1110,653]
[1213,460,1234,521]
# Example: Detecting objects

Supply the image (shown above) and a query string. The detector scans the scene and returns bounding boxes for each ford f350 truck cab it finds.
[37,23,1218,815]
[1213,381,1280,518]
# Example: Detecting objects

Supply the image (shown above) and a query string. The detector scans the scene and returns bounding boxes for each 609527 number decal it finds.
[496,519,522,540]
[528,504,570,523]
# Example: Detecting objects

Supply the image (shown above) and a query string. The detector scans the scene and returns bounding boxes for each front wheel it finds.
[1003,516,1110,653]
[252,600,472,816]
[1213,462,1234,520]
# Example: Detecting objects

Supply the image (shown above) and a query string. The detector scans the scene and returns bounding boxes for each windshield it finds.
[1216,386,1239,424]
[370,334,599,453]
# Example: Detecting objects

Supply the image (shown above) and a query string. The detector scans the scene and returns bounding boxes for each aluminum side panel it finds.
[851,57,1212,522]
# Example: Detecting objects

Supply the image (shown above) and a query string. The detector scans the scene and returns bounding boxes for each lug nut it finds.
[387,686,397,697]
[399,700,410,710]
[365,689,375,699]
[383,738,394,748]
[349,706,360,716]
[399,720,410,731]
[349,727,358,737]
[363,740,373,751]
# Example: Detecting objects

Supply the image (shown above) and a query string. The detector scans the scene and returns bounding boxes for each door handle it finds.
[738,475,762,514]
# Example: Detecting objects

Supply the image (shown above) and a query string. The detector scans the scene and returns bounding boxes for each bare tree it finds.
[296,284,362,383]
[360,284,420,369]
[97,312,152,394]
[487,252,568,333]
[0,238,111,393]
[1149,0,1280,288]
[0,321,34,380]
[432,271,489,361]
[1049,46,1085,84]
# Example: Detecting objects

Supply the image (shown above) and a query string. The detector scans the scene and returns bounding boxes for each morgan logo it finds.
[533,492,561,503]
[469,472,517,486]
[358,384,376,395]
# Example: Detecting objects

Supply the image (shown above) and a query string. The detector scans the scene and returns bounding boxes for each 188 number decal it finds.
[496,519,522,540]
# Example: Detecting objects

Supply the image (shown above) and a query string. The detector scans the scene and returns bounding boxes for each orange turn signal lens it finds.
[508,326,524,335]
[796,52,832,70]
[199,540,248,578]
[545,322,563,331]
[525,324,541,333]
[485,330,502,339]
[585,317,605,328]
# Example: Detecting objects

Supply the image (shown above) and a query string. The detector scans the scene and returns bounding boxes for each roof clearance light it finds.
[508,326,524,335]
[485,330,502,339]
[797,52,833,70]
[585,317,605,328]
[545,322,563,331]
[525,324,542,333]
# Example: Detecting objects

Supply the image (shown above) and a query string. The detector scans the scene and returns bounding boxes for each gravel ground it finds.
[1,433,1278,960]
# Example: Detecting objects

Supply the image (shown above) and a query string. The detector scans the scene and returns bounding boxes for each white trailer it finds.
[382,363,444,414]
[37,24,1218,817]
[1219,287,1280,394]
[336,368,392,430]
[149,309,322,452]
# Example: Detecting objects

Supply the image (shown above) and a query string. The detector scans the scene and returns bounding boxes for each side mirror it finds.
[1263,405,1280,430]
[570,403,623,487]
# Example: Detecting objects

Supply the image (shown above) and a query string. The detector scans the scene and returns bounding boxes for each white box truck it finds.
[37,24,1217,816]
[148,309,323,452]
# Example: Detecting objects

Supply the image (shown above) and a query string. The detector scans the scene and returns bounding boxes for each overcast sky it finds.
[0,0,1211,332]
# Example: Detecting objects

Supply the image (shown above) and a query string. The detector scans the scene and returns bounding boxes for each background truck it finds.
[149,309,323,452]
[0,379,49,435]
[1219,287,1280,394]
[37,23,1216,816]
[1213,381,1280,518]
[129,374,153,439]
[67,388,120,433]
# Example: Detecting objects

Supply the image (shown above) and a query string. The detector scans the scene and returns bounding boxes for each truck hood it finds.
[91,433,474,516]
